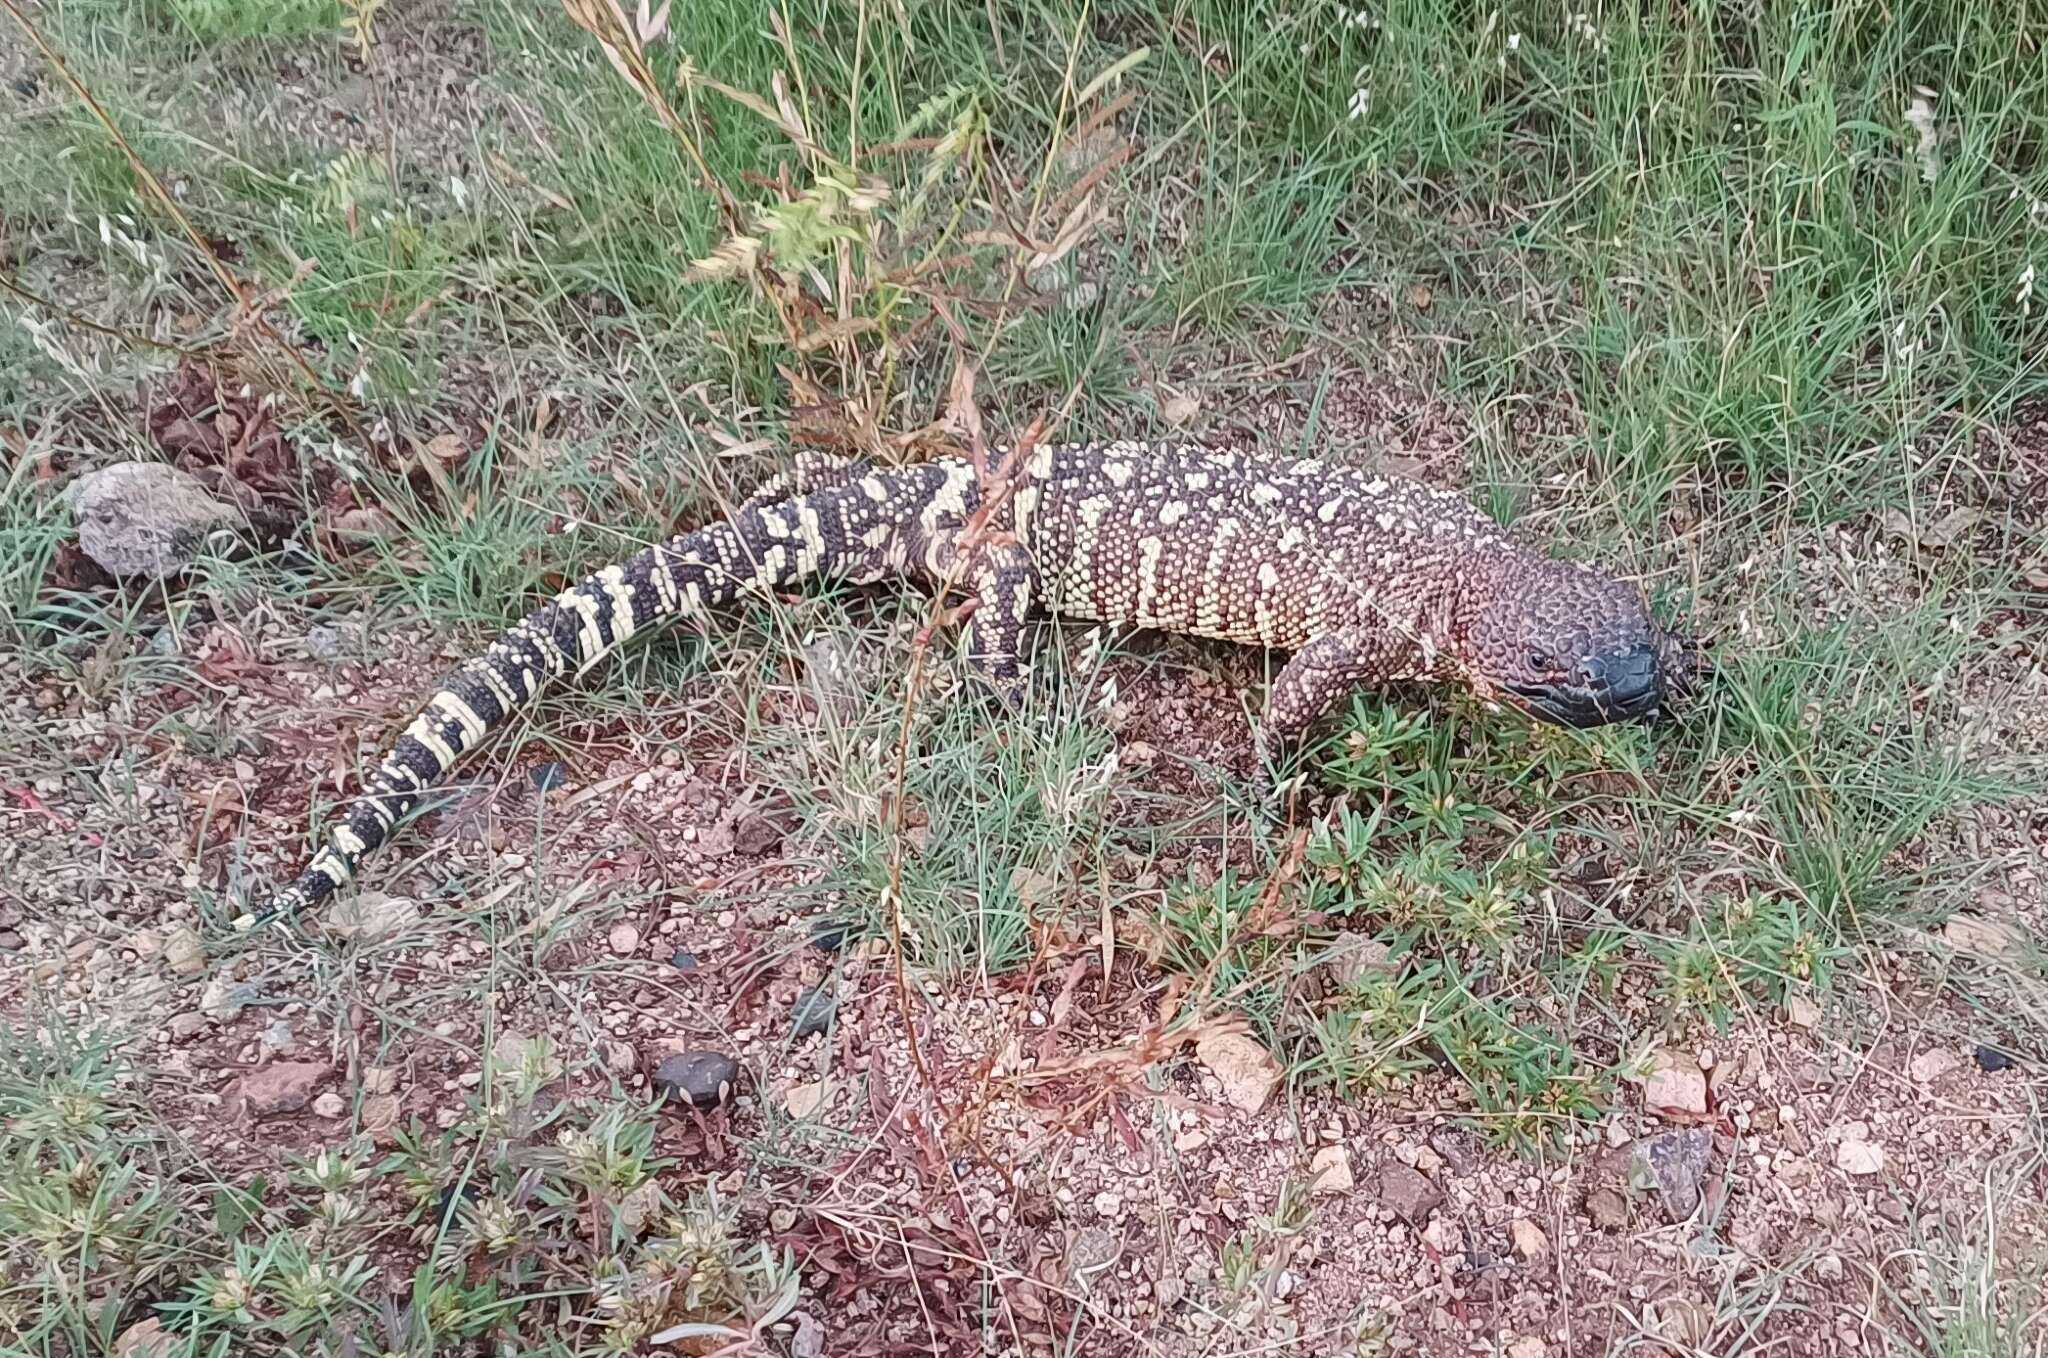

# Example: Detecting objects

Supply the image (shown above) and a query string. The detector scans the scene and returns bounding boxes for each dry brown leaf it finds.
[1881,505,1983,549]
[686,235,763,282]
[794,315,879,353]
[516,394,555,470]
[415,443,465,519]
[771,71,811,154]
[945,354,986,461]
[632,0,670,44]
[1026,192,1109,274]
[687,68,826,162]
[331,505,400,542]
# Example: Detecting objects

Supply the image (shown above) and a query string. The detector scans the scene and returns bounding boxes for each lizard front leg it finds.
[1255,623,1417,795]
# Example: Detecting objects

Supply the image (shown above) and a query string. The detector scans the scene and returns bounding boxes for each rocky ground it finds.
[4,576,2045,1353]
[5,1,2046,1352]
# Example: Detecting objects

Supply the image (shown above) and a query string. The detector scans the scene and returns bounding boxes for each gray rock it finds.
[791,985,837,1040]
[1427,1127,1482,1176]
[652,1050,739,1109]
[1378,1163,1443,1223]
[234,1061,329,1118]
[1586,1186,1631,1229]
[1629,1128,1714,1222]
[304,623,355,663]
[65,461,243,578]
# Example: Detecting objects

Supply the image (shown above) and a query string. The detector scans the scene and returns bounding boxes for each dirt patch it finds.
[6,597,2046,1352]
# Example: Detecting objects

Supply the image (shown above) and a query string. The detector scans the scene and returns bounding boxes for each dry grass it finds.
[1,0,2044,1352]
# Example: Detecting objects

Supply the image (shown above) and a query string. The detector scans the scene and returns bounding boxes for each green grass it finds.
[0,1007,799,1354]
[2,0,2045,1350]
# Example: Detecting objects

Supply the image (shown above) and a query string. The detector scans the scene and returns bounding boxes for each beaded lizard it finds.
[265,442,1693,915]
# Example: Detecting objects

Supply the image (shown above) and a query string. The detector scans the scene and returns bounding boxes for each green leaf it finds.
[212,1176,267,1239]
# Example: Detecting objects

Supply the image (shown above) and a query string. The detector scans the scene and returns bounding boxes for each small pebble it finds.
[435,1180,482,1228]
[791,986,837,1040]
[669,947,699,971]
[653,1050,740,1109]
[1975,1045,2015,1073]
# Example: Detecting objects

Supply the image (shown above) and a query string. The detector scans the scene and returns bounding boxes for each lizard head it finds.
[1455,555,1697,729]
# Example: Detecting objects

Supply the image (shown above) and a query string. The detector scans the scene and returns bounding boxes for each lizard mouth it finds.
[1506,642,1665,729]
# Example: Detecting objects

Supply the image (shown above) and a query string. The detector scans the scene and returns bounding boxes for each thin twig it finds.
[0,269,206,357]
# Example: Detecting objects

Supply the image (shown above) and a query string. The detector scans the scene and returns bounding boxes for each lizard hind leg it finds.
[960,541,1041,710]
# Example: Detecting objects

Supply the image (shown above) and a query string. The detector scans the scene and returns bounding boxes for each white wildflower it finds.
[1348,85,1372,120]
[447,176,469,209]
[2019,262,2036,314]
[18,315,97,380]
[1905,89,1940,183]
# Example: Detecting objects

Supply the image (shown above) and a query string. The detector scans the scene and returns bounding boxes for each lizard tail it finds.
[263,462,939,919]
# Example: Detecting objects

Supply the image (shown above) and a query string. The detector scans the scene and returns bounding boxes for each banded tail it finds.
[264,454,973,918]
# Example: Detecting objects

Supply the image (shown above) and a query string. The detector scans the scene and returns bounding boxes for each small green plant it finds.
[0,1010,789,1356]
[1209,1174,1316,1313]
[1651,892,1848,1028]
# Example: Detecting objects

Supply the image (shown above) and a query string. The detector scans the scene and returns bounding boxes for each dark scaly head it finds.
[1452,552,1698,728]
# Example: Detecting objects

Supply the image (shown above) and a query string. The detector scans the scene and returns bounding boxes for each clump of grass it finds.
[1146,685,1876,1148]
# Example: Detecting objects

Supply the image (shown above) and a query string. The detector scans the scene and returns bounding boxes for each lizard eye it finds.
[1526,648,1557,673]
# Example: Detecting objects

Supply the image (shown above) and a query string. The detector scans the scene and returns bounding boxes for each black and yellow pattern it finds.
[268,442,1682,916]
